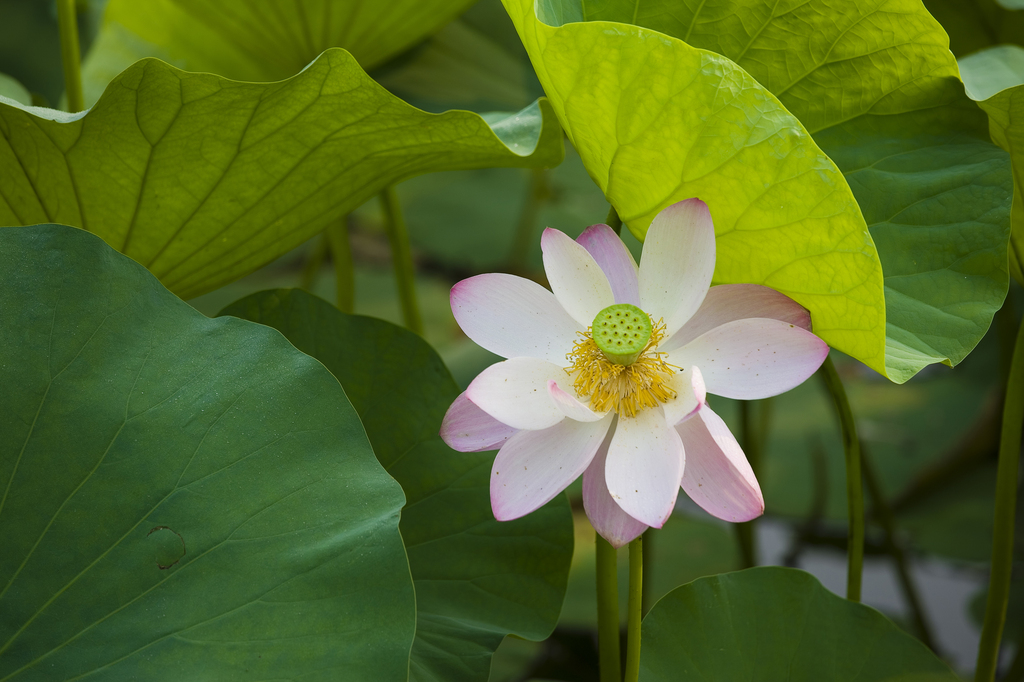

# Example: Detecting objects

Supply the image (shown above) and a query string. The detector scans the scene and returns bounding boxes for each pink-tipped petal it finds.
[677,406,764,522]
[666,318,829,400]
[660,283,812,352]
[661,365,707,427]
[577,224,640,306]
[441,391,519,452]
[548,380,608,422]
[466,357,571,431]
[451,273,582,364]
[542,228,615,327]
[638,199,715,336]
[583,422,649,548]
[491,414,613,521]
[605,408,684,528]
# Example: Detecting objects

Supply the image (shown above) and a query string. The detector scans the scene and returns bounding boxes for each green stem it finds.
[606,205,623,236]
[508,167,548,271]
[624,536,643,682]
[818,354,864,602]
[861,446,937,652]
[56,0,84,113]
[324,218,354,314]
[735,400,759,568]
[641,528,652,616]
[379,186,422,334]
[596,535,622,682]
[975,313,1024,682]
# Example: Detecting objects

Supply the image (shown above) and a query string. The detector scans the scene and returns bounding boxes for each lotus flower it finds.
[440,199,829,547]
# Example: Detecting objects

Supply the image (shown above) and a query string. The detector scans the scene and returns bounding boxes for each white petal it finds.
[661,365,707,427]
[676,407,763,522]
[583,421,649,548]
[451,273,582,364]
[665,318,829,400]
[638,199,715,336]
[490,414,613,521]
[605,408,684,528]
[548,380,608,422]
[660,283,812,352]
[440,391,518,452]
[466,358,572,430]
[542,228,615,327]
[576,223,640,306]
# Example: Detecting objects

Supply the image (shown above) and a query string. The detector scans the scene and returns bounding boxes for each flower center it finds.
[566,305,677,418]
[591,304,652,366]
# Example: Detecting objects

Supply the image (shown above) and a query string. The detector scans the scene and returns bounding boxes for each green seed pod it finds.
[591,303,652,366]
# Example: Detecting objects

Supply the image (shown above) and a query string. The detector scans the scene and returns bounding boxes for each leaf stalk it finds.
[975,312,1024,681]
[379,186,422,334]
[56,0,85,113]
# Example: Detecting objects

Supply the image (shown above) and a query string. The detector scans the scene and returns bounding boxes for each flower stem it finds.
[624,535,643,682]
[735,400,760,568]
[379,186,422,334]
[324,217,354,314]
[56,0,84,113]
[818,354,864,602]
[508,167,548,271]
[595,534,621,682]
[975,312,1024,682]
[606,205,623,236]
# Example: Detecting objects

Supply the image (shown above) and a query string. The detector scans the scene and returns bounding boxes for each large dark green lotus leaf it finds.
[0,225,414,680]
[640,567,957,681]
[960,45,1024,287]
[0,51,564,299]
[219,289,575,682]
[502,0,888,378]
[520,0,1012,383]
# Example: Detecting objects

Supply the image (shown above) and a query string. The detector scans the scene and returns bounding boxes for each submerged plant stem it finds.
[596,535,621,682]
[606,205,623,236]
[819,355,864,602]
[380,186,422,334]
[975,313,1024,682]
[625,536,643,682]
[862,447,937,651]
[325,218,354,314]
[56,0,84,113]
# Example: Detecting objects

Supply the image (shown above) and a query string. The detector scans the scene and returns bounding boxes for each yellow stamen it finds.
[565,317,677,418]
